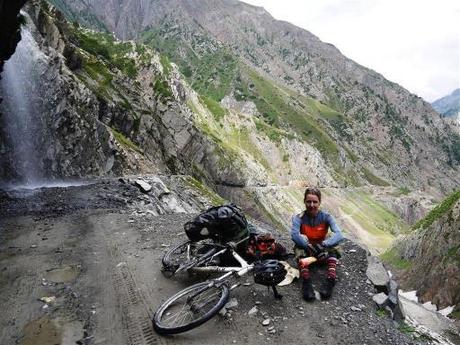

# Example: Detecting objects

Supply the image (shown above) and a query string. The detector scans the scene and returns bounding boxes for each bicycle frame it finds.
[186,249,254,304]
[193,249,253,280]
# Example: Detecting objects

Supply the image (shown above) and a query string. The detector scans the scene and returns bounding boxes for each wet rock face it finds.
[0,5,119,183]
[0,0,28,73]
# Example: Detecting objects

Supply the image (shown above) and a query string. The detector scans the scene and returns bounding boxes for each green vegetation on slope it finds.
[238,68,341,164]
[141,23,238,103]
[74,28,138,78]
[412,189,460,231]
[335,189,409,252]
[361,167,391,187]
[199,95,227,121]
[380,247,412,269]
[227,127,270,171]
[184,176,226,205]
[110,128,143,154]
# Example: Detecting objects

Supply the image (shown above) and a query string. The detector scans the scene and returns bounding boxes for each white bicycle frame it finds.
[188,245,254,290]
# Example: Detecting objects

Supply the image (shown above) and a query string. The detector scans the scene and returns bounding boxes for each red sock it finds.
[326,257,338,280]
[299,258,311,280]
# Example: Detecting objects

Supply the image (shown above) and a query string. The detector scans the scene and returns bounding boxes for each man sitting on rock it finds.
[290,186,344,301]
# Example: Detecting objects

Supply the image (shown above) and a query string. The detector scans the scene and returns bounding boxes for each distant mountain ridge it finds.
[432,88,460,118]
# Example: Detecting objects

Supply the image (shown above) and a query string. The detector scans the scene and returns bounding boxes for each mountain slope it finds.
[432,88,460,118]
[0,1,419,256]
[49,0,460,194]
[382,190,460,313]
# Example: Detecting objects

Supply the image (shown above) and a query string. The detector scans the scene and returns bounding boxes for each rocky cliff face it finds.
[0,1,270,189]
[384,190,460,312]
[49,0,460,195]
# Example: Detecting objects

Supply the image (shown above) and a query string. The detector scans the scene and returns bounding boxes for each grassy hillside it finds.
[412,189,460,231]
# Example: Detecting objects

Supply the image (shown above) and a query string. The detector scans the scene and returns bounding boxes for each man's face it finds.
[304,194,320,217]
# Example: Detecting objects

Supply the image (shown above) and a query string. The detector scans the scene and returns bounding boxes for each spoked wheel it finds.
[153,281,230,335]
[161,240,215,274]
[162,240,193,273]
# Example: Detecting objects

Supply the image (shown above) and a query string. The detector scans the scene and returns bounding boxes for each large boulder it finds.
[366,255,390,292]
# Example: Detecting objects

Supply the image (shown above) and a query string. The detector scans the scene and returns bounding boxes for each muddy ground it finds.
[0,176,430,345]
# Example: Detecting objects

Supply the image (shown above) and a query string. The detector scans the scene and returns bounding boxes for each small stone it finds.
[351,306,361,312]
[262,319,270,326]
[248,306,258,316]
[31,244,38,248]
[225,298,238,310]
[372,292,389,307]
[134,180,152,193]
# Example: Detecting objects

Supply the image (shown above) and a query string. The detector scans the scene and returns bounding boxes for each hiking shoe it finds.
[302,278,315,301]
[319,278,335,300]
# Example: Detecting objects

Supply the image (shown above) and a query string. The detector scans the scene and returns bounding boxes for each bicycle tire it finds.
[161,240,193,273]
[153,281,230,335]
[162,239,217,274]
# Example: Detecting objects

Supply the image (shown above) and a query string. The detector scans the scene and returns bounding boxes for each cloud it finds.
[242,0,460,102]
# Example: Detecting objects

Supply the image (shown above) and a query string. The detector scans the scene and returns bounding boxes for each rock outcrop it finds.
[384,190,460,312]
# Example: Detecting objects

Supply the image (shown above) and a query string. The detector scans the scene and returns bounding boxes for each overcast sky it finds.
[243,0,459,102]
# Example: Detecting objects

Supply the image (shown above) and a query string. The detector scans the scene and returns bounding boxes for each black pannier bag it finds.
[184,204,249,243]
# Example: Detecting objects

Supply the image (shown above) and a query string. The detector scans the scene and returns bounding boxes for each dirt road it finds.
[0,177,427,345]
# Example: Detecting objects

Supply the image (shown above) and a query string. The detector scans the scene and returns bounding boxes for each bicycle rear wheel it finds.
[162,240,215,274]
[153,281,230,335]
[162,240,193,273]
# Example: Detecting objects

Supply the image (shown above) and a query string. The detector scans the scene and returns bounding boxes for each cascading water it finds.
[0,24,52,189]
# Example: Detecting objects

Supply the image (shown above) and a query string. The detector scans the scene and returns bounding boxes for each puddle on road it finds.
[19,317,83,345]
[45,266,80,283]
[19,317,61,345]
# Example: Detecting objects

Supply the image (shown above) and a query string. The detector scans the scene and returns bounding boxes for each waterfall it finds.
[0,25,51,189]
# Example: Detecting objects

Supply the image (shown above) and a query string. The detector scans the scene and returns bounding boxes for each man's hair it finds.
[304,186,321,202]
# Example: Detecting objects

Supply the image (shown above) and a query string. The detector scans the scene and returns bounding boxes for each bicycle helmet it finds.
[253,259,287,286]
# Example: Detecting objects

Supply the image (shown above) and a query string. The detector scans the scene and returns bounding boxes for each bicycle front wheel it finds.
[153,281,230,335]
